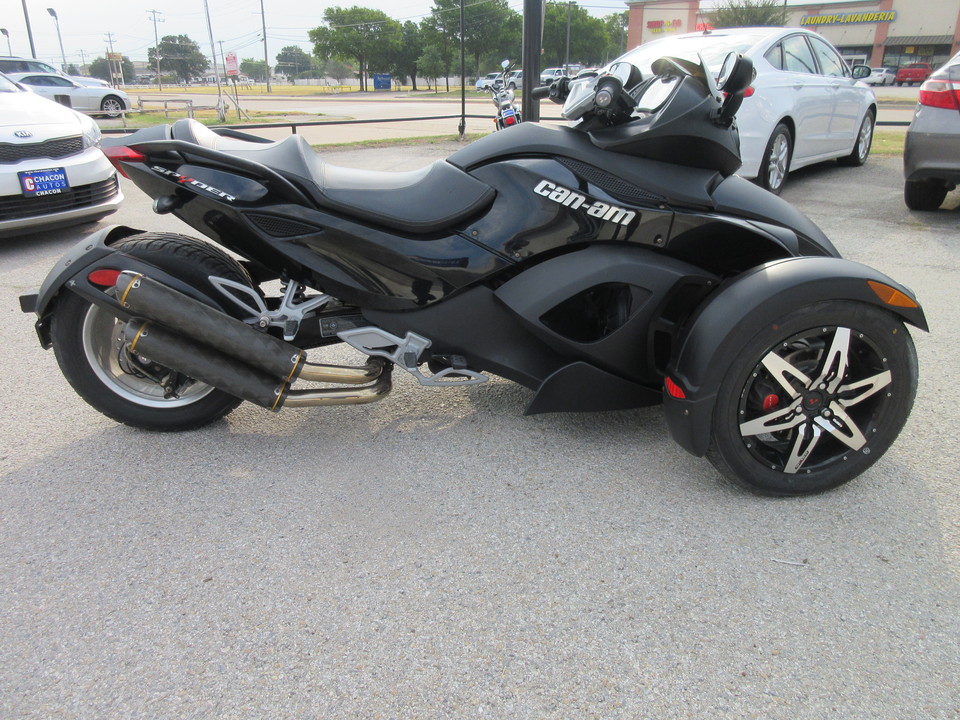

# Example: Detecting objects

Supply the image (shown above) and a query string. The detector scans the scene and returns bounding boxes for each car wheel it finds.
[707,301,918,496]
[100,95,125,118]
[904,179,948,211]
[758,123,791,195]
[838,110,875,167]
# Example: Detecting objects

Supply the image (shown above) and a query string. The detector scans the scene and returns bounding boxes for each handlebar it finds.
[529,85,551,99]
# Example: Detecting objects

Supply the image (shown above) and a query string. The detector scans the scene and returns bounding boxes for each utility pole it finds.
[105,31,119,87]
[260,0,271,92]
[201,0,225,121]
[147,9,164,91]
[21,0,36,58]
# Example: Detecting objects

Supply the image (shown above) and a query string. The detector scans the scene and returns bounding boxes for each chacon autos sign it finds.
[800,10,897,25]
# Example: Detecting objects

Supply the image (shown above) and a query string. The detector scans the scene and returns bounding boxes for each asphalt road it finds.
[1,145,958,719]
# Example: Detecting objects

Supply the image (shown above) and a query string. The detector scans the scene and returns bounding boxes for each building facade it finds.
[625,0,960,69]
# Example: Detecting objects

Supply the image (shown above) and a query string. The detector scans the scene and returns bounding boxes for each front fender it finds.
[23,225,231,349]
[663,256,927,457]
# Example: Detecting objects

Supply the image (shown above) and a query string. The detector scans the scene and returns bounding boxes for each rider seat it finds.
[170,119,496,235]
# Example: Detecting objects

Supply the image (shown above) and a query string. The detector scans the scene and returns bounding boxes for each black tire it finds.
[100,95,125,118]
[50,232,253,431]
[758,122,792,195]
[904,179,947,211]
[838,110,874,167]
[707,301,918,496]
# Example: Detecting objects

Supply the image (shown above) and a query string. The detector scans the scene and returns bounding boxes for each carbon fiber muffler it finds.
[116,272,391,410]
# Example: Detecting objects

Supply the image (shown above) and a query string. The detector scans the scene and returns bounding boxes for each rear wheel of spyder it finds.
[759,123,791,195]
[50,233,254,431]
[904,179,948,211]
[707,301,918,496]
[838,110,874,167]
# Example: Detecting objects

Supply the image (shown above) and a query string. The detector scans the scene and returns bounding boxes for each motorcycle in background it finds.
[486,60,522,130]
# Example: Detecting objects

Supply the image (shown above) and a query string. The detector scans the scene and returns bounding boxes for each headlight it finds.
[79,112,102,149]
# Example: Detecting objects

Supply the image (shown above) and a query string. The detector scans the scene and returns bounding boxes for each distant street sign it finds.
[225,52,239,77]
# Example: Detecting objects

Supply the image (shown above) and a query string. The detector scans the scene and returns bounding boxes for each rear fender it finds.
[663,256,927,457]
[27,225,231,348]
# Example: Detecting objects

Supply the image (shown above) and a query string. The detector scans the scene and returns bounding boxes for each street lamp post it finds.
[0,29,11,56]
[47,8,67,71]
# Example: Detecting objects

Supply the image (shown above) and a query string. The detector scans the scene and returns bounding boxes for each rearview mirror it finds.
[717,52,752,95]
[501,59,510,70]
[852,65,871,80]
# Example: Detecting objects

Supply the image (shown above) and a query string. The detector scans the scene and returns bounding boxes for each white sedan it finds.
[0,72,122,236]
[6,72,130,117]
[614,27,877,193]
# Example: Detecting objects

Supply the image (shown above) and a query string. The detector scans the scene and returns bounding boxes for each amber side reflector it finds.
[867,280,919,308]
[665,376,686,399]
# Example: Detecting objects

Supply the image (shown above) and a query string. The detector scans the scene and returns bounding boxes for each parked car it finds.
[903,58,960,210]
[896,63,933,86]
[540,67,567,85]
[475,72,500,91]
[505,70,523,90]
[0,56,110,87]
[6,72,129,117]
[611,26,877,194]
[863,67,897,86]
[0,72,121,236]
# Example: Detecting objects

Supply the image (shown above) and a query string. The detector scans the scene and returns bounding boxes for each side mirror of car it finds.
[852,65,871,80]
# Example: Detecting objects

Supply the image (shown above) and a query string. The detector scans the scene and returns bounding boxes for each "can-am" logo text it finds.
[533,179,636,226]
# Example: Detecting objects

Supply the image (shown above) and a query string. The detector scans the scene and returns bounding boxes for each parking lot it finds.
[1,145,958,719]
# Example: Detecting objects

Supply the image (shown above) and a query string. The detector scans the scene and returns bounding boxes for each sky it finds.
[0,0,634,71]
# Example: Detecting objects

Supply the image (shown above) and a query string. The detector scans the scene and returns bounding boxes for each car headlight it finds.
[79,112,102,149]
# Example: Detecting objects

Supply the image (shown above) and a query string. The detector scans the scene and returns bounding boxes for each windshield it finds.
[616,32,768,76]
[0,73,24,93]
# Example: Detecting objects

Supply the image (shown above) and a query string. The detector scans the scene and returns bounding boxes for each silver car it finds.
[613,27,877,194]
[7,72,129,117]
[0,72,121,236]
[903,55,960,210]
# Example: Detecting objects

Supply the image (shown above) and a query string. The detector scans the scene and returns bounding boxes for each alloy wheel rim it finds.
[767,134,788,190]
[857,120,873,162]
[81,303,214,407]
[737,326,892,474]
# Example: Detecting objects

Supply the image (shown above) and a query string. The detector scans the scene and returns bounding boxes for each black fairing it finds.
[589,75,742,175]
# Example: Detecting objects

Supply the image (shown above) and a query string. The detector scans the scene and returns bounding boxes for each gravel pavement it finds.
[1,143,958,719]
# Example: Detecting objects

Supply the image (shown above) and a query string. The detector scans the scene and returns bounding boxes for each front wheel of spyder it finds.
[706,301,918,496]
[49,233,253,431]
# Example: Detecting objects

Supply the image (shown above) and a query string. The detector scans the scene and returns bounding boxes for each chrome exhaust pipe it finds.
[125,319,391,411]
[115,271,382,385]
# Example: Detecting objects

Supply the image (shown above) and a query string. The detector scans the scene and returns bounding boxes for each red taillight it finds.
[918,79,960,110]
[665,376,686,399]
[87,269,122,288]
[102,145,147,178]
[743,86,755,98]
[504,115,517,126]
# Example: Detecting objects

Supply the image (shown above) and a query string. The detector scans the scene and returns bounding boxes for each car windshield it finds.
[616,32,769,75]
[0,74,23,93]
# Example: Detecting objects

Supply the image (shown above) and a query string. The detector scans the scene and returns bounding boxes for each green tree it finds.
[275,45,313,78]
[709,0,788,28]
[89,55,135,84]
[417,44,446,93]
[425,0,516,78]
[309,7,402,92]
[66,63,79,75]
[240,58,267,82]
[541,2,608,68]
[389,20,423,90]
[148,35,208,82]
[602,11,628,63]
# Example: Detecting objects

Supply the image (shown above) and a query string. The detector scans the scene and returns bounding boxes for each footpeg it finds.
[338,327,487,386]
